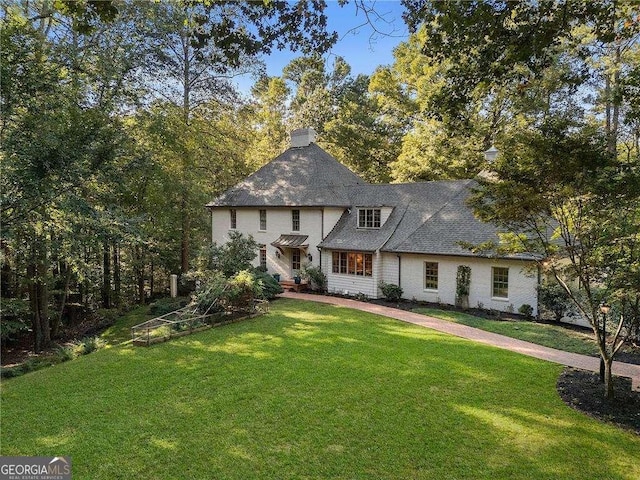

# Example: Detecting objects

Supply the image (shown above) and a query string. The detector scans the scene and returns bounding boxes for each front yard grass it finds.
[2,299,638,479]
[414,307,599,356]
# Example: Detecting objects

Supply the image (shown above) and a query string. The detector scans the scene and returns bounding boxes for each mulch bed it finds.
[557,367,640,435]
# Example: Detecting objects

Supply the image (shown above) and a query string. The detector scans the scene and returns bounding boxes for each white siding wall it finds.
[394,254,539,315]
[211,207,345,279]
[381,207,393,226]
[380,253,400,296]
[324,250,380,298]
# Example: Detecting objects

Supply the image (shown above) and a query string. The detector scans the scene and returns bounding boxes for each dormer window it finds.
[358,208,381,229]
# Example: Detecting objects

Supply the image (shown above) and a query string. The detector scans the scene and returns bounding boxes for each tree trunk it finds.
[102,240,111,308]
[150,258,155,298]
[603,357,614,400]
[135,245,145,305]
[51,265,71,338]
[28,238,51,352]
[27,261,42,353]
[112,240,121,309]
[181,200,190,274]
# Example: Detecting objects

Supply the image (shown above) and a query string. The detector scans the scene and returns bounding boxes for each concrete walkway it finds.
[280,292,640,391]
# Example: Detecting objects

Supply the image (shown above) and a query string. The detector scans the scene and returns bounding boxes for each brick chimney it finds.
[290,128,317,148]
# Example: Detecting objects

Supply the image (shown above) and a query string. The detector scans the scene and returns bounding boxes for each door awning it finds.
[270,234,309,249]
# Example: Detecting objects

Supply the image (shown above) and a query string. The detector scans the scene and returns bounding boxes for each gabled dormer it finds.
[356,207,394,229]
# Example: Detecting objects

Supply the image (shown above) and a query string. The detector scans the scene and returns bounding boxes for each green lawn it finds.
[414,307,599,356]
[2,299,638,479]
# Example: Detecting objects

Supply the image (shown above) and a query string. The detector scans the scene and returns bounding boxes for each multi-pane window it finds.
[229,209,237,229]
[292,249,301,270]
[492,267,509,299]
[259,248,267,270]
[358,208,381,229]
[259,209,267,230]
[332,251,373,276]
[292,209,300,231]
[424,262,439,290]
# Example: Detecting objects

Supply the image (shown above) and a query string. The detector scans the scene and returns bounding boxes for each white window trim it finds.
[491,266,509,301]
[423,261,439,292]
[357,208,381,229]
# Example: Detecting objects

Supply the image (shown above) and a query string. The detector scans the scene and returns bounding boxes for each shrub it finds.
[456,265,471,297]
[538,283,574,322]
[379,282,403,302]
[59,336,107,361]
[226,270,264,309]
[191,270,227,314]
[354,292,368,302]
[253,270,283,300]
[209,231,259,277]
[518,304,534,318]
[1,298,30,343]
[300,265,327,291]
[149,297,190,316]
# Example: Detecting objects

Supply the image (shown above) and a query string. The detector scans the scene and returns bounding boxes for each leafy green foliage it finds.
[208,231,259,278]
[0,299,30,342]
[378,282,403,302]
[190,270,228,315]
[538,283,576,322]
[300,264,327,292]
[148,297,190,317]
[456,265,472,298]
[518,304,534,318]
[252,270,284,300]
[225,270,264,309]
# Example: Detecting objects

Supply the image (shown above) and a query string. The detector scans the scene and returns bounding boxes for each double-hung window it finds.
[259,248,267,269]
[424,262,439,290]
[229,209,237,230]
[292,209,300,231]
[492,267,509,299]
[259,209,267,231]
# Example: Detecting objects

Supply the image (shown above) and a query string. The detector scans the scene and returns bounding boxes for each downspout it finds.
[397,254,402,287]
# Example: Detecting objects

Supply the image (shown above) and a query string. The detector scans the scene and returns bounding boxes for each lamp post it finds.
[599,303,610,383]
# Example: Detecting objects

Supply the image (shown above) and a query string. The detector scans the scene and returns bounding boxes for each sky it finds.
[234,0,409,94]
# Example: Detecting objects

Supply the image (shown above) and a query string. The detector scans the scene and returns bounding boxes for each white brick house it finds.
[207,128,540,315]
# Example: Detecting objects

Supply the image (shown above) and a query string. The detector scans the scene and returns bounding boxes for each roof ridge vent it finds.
[290,128,317,148]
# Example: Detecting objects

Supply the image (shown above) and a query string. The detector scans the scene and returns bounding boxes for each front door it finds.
[291,248,301,277]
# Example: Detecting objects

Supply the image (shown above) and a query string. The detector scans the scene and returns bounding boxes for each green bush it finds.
[253,270,284,300]
[538,283,575,322]
[2,336,107,379]
[191,270,227,314]
[226,270,264,309]
[209,231,260,277]
[301,265,327,291]
[379,282,403,302]
[59,336,107,361]
[518,304,534,318]
[1,298,30,342]
[149,297,190,316]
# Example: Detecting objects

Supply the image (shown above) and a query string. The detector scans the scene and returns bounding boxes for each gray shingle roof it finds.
[319,181,470,252]
[208,142,537,260]
[320,180,537,260]
[206,143,365,207]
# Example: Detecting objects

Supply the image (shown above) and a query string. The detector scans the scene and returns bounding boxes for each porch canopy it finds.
[271,234,309,250]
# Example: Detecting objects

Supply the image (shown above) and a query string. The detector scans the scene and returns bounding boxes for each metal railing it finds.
[131,299,270,346]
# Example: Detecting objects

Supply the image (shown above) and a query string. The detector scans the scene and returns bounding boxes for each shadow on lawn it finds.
[8,299,638,479]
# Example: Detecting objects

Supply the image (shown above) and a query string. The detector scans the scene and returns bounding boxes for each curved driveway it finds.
[280,291,640,392]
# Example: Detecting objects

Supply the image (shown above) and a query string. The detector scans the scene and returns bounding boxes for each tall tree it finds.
[400,0,640,397]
